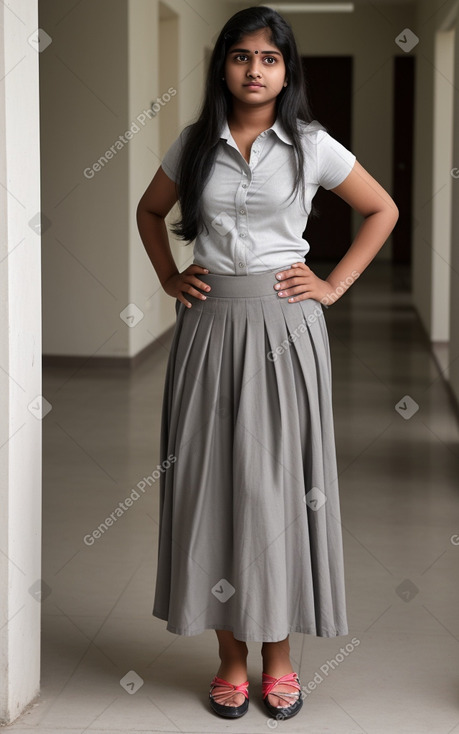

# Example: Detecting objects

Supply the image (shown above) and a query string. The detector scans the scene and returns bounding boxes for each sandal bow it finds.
[262,671,303,719]
[209,675,249,718]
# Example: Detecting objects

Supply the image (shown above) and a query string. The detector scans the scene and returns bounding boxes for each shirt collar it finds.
[220,116,293,146]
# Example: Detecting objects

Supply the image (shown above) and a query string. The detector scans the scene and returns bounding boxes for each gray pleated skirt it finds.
[152,266,348,642]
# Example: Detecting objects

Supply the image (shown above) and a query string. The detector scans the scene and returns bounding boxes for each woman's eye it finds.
[232,54,277,63]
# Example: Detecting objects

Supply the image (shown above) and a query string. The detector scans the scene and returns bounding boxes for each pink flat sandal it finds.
[209,675,250,718]
[262,671,303,719]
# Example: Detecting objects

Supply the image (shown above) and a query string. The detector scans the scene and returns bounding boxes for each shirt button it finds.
[242,183,248,188]
[240,232,246,238]
[239,208,246,214]
[238,262,244,268]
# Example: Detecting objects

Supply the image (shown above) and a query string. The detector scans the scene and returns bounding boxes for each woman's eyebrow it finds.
[229,48,282,55]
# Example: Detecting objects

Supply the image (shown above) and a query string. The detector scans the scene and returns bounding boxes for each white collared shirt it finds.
[160,117,356,275]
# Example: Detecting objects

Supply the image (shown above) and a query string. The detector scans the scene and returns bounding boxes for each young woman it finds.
[137,5,398,721]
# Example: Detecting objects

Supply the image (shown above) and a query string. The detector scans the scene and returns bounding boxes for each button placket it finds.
[234,166,251,273]
[249,133,266,170]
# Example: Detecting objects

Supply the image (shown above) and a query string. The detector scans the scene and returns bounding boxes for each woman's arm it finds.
[136,167,210,307]
[136,166,181,286]
[273,161,400,305]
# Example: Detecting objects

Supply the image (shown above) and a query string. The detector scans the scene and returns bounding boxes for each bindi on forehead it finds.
[228,48,282,56]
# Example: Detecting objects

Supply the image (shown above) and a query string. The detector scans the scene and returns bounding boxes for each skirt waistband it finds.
[197,266,284,298]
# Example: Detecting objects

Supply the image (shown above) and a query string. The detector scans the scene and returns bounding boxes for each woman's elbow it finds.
[384,198,399,227]
[389,191,399,217]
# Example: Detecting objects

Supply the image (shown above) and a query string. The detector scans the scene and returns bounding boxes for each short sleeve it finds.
[316,130,356,190]
[160,126,191,183]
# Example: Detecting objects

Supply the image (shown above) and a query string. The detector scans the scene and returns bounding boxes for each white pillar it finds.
[0,0,42,723]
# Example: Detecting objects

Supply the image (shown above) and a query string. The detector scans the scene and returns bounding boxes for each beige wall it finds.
[449,7,459,404]
[412,0,458,403]
[40,0,234,359]
[39,0,130,358]
[431,27,455,342]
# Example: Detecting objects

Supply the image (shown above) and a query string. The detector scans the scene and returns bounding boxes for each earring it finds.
[221,77,225,80]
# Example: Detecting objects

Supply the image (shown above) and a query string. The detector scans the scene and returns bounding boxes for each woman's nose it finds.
[247,63,262,77]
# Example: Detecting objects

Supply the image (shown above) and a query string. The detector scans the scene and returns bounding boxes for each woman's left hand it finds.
[274,262,335,305]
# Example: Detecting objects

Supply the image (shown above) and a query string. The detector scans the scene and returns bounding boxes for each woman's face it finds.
[224,28,287,108]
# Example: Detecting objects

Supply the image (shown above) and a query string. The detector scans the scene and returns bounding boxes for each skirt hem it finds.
[152,609,349,642]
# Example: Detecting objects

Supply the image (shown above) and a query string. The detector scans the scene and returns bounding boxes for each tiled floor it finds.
[9,262,459,733]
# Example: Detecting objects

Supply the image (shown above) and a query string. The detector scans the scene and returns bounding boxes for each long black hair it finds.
[170,5,317,243]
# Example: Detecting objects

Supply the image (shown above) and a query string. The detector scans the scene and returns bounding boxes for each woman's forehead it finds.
[227,29,280,52]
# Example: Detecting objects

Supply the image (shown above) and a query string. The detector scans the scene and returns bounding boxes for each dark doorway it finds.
[392,55,415,265]
[301,56,353,262]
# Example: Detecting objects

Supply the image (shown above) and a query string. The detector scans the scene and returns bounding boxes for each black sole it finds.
[263,695,303,720]
[209,696,249,718]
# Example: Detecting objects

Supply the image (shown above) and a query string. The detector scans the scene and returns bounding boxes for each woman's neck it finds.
[227,101,277,133]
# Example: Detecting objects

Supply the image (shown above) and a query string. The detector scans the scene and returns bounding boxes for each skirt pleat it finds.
[153,266,348,642]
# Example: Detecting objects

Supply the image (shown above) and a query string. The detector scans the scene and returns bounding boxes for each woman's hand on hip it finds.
[274,262,335,306]
[162,264,211,308]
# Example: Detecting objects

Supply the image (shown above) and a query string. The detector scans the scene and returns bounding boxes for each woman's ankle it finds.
[216,654,248,686]
[218,648,248,667]
[261,638,293,674]
[216,630,248,661]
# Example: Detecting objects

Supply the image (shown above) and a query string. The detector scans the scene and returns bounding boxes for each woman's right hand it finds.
[162,264,211,308]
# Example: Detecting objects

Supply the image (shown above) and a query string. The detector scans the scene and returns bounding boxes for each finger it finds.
[192,277,211,292]
[292,265,310,276]
[288,290,324,303]
[279,266,300,277]
[182,273,211,291]
[277,285,312,298]
[181,275,210,293]
[287,292,310,303]
[284,262,308,273]
[183,284,208,301]
[274,271,296,287]
[275,276,310,290]
[275,268,293,281]
[177,293,193,308]
[287,291,323,303]
[277,265,310,283]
